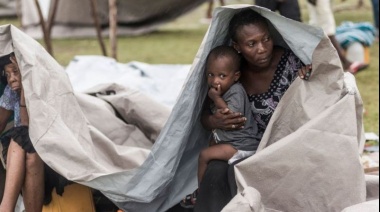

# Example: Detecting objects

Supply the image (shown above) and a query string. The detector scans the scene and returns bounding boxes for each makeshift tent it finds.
[0,4,378,212]
[0,0,17,18]
[21,0,209,39]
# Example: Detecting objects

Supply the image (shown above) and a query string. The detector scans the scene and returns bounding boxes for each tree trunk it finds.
[89,0,108,56]
[109,0,118,60]
[34,0,54,56]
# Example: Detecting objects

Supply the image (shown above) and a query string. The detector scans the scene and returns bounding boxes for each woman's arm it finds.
[0,107,12,133]
[201,108,246,131]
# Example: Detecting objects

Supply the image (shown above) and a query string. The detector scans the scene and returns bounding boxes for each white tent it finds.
[0,0,17,17]
[20,0,209,39]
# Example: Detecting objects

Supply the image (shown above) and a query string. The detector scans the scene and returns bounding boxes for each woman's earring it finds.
[237,51,241,54]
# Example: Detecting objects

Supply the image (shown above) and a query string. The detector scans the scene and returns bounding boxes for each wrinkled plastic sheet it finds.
[65,56,191,109]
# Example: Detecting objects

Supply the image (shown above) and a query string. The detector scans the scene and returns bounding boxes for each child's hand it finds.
[208,84,223,101]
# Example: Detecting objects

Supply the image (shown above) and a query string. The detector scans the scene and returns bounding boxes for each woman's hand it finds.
[298,64,312,81]
[209,108,246,131]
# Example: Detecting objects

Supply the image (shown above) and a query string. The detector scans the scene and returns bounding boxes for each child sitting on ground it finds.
[0,52,69,211]
[181,45,261,208]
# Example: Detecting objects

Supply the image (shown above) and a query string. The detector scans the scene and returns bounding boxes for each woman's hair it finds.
[206,45,241,71]
[0,52,14,85]
[228,9,269,42]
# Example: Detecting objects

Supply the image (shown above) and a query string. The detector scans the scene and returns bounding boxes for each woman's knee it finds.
[202,160,229,183]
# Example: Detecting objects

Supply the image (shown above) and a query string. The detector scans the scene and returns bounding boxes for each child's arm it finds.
[0,108,12,133]
[208,84,228,110]
[19,87,29,126]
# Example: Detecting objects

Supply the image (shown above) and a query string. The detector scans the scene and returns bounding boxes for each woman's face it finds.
[4,62,21,91]
[233,22,274,69]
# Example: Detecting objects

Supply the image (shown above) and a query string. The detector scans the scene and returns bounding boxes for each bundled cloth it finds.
[336,21,377,48]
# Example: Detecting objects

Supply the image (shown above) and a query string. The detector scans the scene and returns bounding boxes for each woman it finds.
[0,53,45,212]
[192,9,311,211]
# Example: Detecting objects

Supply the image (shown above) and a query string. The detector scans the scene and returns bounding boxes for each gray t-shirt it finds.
[211,82,260,151]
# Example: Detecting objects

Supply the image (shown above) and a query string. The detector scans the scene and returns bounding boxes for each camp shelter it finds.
[0,0,17,18]
[21,0,209,39]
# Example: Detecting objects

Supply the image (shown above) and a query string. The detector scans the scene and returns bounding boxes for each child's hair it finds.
[0,52,15,85]
[228,9,269,42]
[206,45,241,71]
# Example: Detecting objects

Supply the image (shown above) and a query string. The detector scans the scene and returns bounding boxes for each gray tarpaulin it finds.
[0,4,377,212]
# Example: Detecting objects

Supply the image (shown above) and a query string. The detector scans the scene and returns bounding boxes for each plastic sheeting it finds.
[0,0,16,17]
[336,21,377,48]
[65,56,191,109]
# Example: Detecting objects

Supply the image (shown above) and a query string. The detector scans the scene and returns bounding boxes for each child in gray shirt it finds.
[181,45,260,208]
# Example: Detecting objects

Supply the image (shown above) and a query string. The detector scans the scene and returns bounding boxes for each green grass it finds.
[1,0,378,134]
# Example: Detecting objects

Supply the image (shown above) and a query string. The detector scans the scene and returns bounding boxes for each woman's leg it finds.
[228,157,248,197]
[198,144,237,187]
[194,160,232,212]
[22,152,44,212]
[0,140,26,212]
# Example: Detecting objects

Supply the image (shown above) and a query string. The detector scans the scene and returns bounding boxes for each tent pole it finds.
[47,0,59,36]
[34,0,54,56]
[15,0,22,28]
[89,0,108,56]
[109,0,117,60]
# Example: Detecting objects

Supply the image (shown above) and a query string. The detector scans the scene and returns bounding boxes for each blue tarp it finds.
[336,21,377,48]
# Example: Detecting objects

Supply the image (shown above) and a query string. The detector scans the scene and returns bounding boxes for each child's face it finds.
[206,56,240,95]
[4,62,21,91]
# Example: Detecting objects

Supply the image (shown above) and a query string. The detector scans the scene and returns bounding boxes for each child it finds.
[0,52,45,211]
[181,45,260,208]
